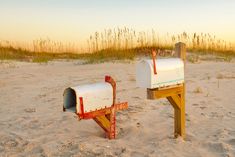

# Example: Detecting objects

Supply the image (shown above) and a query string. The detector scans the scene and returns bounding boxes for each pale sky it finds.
[0,0,235,44]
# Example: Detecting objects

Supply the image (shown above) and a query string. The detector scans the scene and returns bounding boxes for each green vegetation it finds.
[0,46,138,63]
[0,27,234,63]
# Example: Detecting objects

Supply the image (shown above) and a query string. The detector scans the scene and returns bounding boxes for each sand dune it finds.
[0,59,235,157]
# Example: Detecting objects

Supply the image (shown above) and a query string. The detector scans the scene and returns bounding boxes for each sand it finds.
[0,59,235,157]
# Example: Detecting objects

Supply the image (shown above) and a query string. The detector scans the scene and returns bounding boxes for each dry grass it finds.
[0,27,235,62]
[0,46,137,63]
[187,55,200,63]
[87,28,235,55]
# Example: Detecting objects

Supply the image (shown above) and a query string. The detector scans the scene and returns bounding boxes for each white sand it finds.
[0,59,235,157]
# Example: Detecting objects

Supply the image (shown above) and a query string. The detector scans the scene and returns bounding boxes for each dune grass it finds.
[0,46,138,63]
[0,27,234,63]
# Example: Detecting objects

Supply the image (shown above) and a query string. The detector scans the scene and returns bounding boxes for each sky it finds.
[0,0,235,44]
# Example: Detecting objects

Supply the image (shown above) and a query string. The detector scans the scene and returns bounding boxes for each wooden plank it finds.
[167,96,179,109]
[147,84,184,99]
[93,115,110,133]
[170,95,181,109]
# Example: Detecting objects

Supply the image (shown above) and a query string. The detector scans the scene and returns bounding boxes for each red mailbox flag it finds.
[152,50,157,75]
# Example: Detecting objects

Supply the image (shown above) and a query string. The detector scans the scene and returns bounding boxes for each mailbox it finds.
[136,58,184,89]
[63,82,113,114]
[135,46,187,139]
[63,76,128,139]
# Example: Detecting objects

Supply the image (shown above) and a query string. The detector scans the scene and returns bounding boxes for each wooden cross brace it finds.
[78,102,128,139]
[147,84,185,138]
[93,102,128,139]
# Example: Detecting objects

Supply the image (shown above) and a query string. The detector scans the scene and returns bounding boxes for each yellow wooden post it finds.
[167,84,185,138]
[147,84,185,138]
[174,42,186,138]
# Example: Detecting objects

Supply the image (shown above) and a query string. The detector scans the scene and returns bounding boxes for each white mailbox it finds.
[136,58,184,89]
[63,76,128,139]
[63,82,113,114]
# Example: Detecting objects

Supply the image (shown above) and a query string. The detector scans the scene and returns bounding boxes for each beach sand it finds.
[0,59,235,157]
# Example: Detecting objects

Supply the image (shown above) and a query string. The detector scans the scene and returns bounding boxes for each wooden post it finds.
[147,84,185,138]
[175,42,186,63]
[175,42,186,138]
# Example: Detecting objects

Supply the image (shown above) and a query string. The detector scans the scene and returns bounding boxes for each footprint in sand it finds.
[214,97,221,101]
[131,151,149,157]
[227,139,235,146]
[23,119,41,129]
[199,106,207,110]
[57,140,79,156]
[38,94,47,98]
[202,142,229,156]
[21,73,35,79]
[192,103,199,106]
[117,127,125,137]
[209,112,224,119]
[132,96,141,99]
[192,102,207,110]
[129,76,136,82]
[26,145,46,156]
[113,147,126,156]
[225,112,235,118]
[136,122,141,127]
[0,133,28,152]
[128,105,144,113]
[24,108,36,113]
[46,97,56,103]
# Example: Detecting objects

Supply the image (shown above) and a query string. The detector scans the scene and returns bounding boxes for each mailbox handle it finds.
[152,50,157,75]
